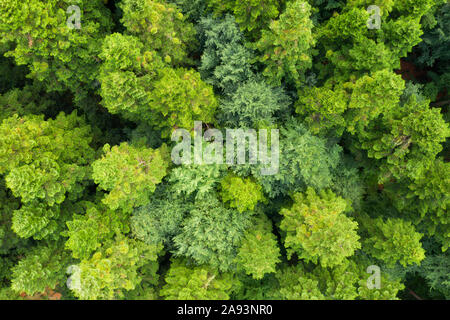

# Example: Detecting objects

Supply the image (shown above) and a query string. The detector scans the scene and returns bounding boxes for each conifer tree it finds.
[0,0,113,95]
[119,0,197,66]
[160,258,241,300]
[67,237,162,300]
[207,0,281,37]
[361,216,426,267]
[99,33,218,137]
[198,14,255,95]
[91,142,170,213]
[280,188,361,267]
[235,214,280,279]
[172,195,252,271]
[254,0,315,86]
[220,174,266,213]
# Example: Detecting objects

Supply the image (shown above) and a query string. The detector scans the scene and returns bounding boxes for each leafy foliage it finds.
[0,0,448,301]
[168,161,227,200]
[296,70,405,136]
[0,112,94,205]
[92,142,170,213]
[271,258,404,300]
[173,195,252,271]
[0,0,113,95]
[207,0,281,37]
[11,243,70,296]
[67,237,162,300]
[131,188,189,246]
[253,0,315,86]
[160,258,240,299]
[119,0,196,66]
[418,251,450,298]
[273,265,326,300]
[235,214,280,279]
[218,79,291,128]
[280,188,361,267]
[237,119,343,198]
[98,33,218,137]
[361,217,426,267]
[198,14,255,95]
[220,174,266,213]
[63,200,130,260]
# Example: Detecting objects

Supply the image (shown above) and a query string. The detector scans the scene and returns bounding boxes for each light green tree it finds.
[361,216,426,266]
[0,112,94,206]
[220,174,266,213]
[0,0,112,95]
[254,0,315,86]
[235,214,280,279]
[280,188,361,267]
[91,142,170,213]
[67,237,162,300]
[160,258,241,300]
[63,200,130,260]
[207,0,281,37]
[10,243,70,296]
[99,33,218,137]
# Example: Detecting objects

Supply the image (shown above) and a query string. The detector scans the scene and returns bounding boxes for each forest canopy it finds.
[0,0,448,300]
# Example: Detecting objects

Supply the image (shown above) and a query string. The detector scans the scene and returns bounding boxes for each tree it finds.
[280,188,361,267]
[172,195,252,271]
[131,187,189,246]
[235,119,343,198]
[0,0,112,95]
[316,2,430,81]
[98,33,218,137]
[272,265,326,300]
[66,237,162,300]
[220,174,266,213]
[0,112,94,240]
[253,0,315,86]
[168,161,227,201]
[217,79,291,128]
[416,1,449,63]
[91,142,170,213]
[389,159,450,251]
[167,0,210,22]
[149,67,218,136]
[361,216,426,267]
[417,250,450,299]
[10,243,70,296]
[295,83,348,137]
[413,2,450,98]
[0,112,94,206]
[207,0,281,37]
[235,214,280,279]
[356,91,448,183]
[119,0,197,66]
[11,201,61,240]
[198,14,255,95]
[63,200,130,260]
[295,69,405,137]
[160,258,240,300]
[272,257,405,300]
[329,156,364,211]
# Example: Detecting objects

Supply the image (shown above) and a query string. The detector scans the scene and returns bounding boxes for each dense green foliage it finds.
[0,0,448,301]
[280,188,361,267]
